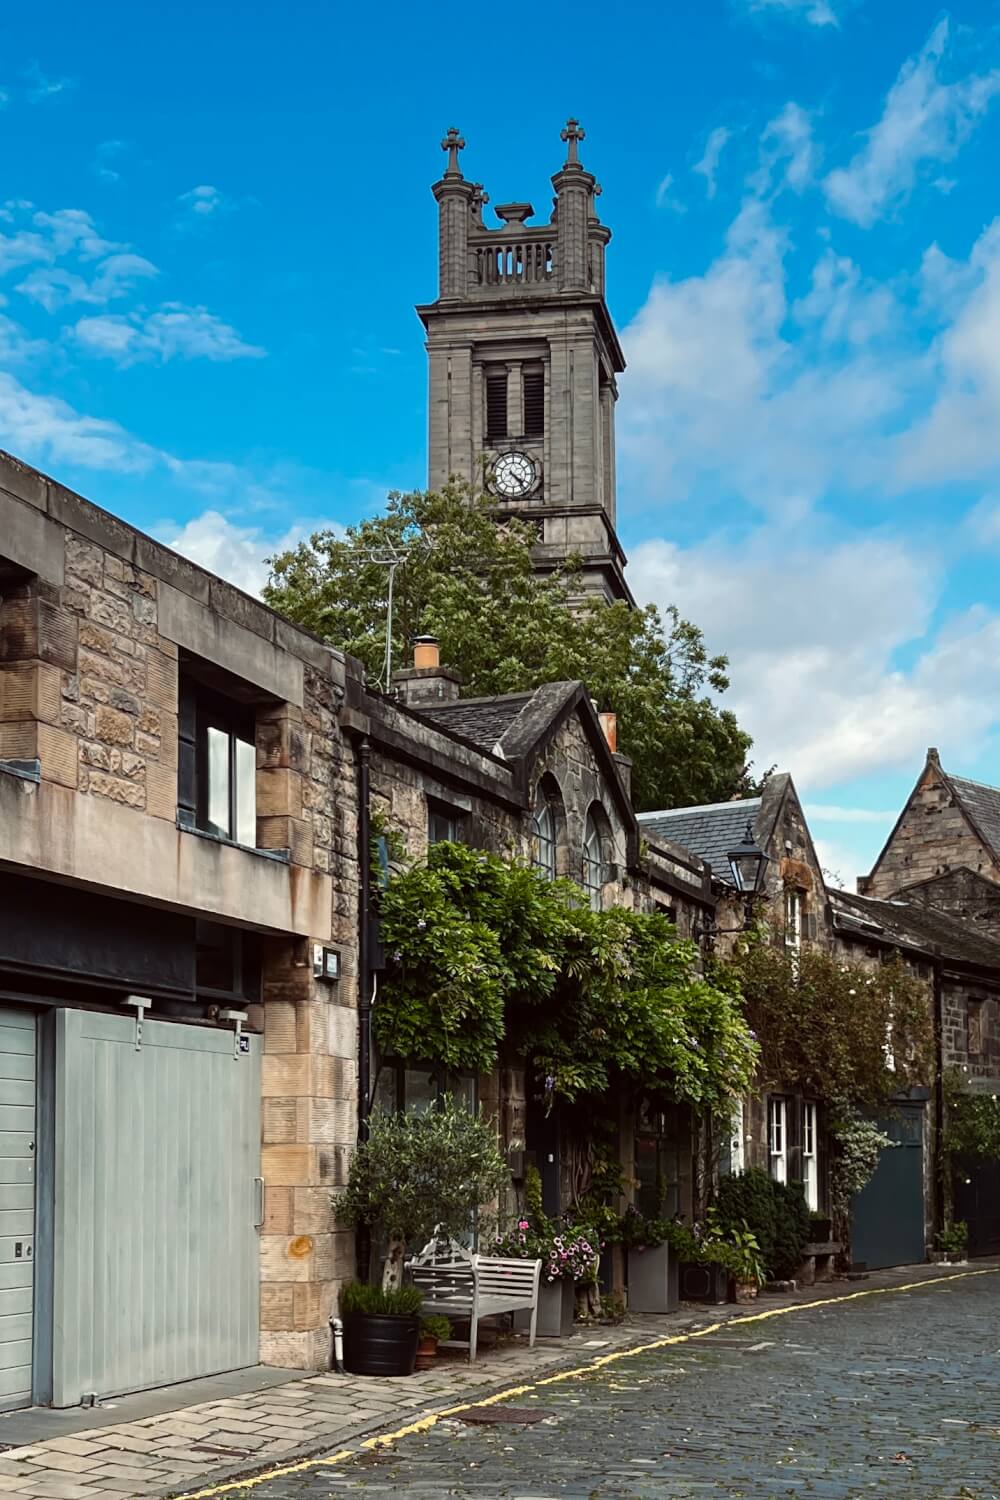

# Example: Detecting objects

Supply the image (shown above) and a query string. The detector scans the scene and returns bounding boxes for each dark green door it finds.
[953,1157,1000,1256]
[851,1104,925,1270]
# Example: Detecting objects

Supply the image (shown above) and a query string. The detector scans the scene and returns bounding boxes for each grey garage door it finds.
[51,1009,261,1407]
[0,1007,35,1412]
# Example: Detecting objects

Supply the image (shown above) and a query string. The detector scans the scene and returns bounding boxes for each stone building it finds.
[640,774,834,1215]
[418,122,631,605]
[0,442,722,1406]
[860,747,1000,937]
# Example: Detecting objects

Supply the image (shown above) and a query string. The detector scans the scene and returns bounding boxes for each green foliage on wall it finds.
[943,1068,1000,1163]
[723,941,934,1111]
[374,841,759,1109]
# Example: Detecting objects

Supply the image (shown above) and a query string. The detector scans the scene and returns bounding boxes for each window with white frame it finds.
[768,1096,788,1184]
[784,887,803,952]
[583,806,609,912]
[729,1097,746,1177]
[532,787,558,880]
[802,1100,818,1211]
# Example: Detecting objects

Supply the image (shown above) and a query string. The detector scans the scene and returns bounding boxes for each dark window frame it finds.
[178,678,257,848]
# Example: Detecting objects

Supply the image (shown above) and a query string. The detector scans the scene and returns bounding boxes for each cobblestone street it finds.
[242,1269,1000,1500]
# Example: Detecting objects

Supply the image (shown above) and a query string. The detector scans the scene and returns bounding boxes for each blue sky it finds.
[4,0,1000,885]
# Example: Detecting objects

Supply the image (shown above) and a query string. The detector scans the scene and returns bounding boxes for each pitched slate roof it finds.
[417,692,535,755]
[638,798,762,886]
[949,774,1000,861]
[831,888,1000,970]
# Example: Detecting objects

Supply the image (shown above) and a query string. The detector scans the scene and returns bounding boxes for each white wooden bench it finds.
[409,1254,541,1362]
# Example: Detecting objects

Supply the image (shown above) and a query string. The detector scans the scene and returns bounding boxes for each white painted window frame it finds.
[802,1099,818,1212]
[768,1096,787,1185]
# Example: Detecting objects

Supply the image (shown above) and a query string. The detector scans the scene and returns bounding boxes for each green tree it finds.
[264,482,753,811]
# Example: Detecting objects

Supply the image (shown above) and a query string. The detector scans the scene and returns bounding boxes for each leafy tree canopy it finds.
[375,842,759,1111]
[264,482,754,811]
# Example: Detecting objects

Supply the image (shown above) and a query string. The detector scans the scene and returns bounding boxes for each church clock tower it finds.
[417,121,632,605]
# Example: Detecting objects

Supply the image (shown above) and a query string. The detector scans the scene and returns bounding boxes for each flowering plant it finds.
[493,1220,599,1284]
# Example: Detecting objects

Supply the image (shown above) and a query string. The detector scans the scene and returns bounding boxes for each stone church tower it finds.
[417,122,632,605]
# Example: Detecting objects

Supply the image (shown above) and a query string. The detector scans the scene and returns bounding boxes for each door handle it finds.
[253,1177,265,1229]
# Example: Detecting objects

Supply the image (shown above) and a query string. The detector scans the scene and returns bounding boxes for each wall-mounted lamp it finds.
[312,944,341,983]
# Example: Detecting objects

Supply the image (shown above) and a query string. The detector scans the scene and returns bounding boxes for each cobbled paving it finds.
[250,1272,1000,1500]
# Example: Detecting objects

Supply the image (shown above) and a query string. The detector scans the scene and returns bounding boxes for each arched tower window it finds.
[583,805,611,911]
[532,779,564,880]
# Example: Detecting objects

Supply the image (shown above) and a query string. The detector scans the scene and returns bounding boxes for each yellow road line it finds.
[176,1267,998,1498]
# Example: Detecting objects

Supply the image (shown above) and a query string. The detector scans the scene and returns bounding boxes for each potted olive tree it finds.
[620,1207,680,1315]
[336,1099,510,1376]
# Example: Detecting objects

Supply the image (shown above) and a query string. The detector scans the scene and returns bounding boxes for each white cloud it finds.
[0,371,159,473]
[737,0,842,26]
[654,173,684,212]
[630,531,1000,791]
[92,140,127,184]
[753,103,818,195]
[824,20,1000,226]
[17,252,159,311]
[156,511,334,597]
[177,185,232,220]
[693,128,732,198]
[0,89,9,110]
[23,62,74,103]
[73,304,264,365]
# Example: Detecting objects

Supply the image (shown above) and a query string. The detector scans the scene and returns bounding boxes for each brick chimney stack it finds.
[392,635,463,707]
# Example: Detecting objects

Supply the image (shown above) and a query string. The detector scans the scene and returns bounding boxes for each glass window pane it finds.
[403,1067,438,1115]
[533,798,557,880]
[235,737,256,847]
[206,726,230,837]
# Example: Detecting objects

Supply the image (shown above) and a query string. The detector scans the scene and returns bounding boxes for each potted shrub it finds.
[729,1225,765,1303]
[620,1207,679,1315]
[415,1314,451,1370]
[669,1221,732,1305]
[339,1281,423,1377]
[809,1210,832,1244]
[932,1220,969,1264]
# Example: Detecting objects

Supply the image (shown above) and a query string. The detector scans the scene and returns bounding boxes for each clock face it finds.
[491,451,537,499]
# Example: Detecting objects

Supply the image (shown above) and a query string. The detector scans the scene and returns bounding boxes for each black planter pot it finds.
[342,1312,419,1376]
[679,1261,729,1305]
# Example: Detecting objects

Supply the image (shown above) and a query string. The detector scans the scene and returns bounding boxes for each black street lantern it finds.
[727,822,770,898]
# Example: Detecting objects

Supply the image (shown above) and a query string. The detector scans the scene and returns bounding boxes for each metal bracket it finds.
[122,995,150,1051]
[220,1008,249,1061]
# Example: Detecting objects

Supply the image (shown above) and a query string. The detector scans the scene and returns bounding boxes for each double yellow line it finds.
[178,1267,998,1498]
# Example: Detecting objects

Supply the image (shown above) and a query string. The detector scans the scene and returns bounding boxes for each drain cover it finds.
[458,1406,551,1425]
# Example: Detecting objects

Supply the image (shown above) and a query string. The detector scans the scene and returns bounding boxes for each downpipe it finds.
[329,1316,346,1375]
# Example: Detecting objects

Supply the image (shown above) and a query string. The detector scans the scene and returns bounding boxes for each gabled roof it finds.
[864,750,1000,889]
[831,888,1000,971]
[417,691,535,755]
[412,681,637,834]
[949,774,1000,861]
[638,798,761,887]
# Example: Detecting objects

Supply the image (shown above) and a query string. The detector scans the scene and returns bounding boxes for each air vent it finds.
[523,370,544,437]
[486,375,508,442]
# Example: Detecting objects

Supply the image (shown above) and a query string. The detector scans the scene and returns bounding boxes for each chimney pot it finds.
[599,711,618,754]
[413,635,440,670]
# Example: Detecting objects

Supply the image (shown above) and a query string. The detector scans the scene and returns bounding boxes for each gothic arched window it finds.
[532,786,558,881]
[583,807,609,911]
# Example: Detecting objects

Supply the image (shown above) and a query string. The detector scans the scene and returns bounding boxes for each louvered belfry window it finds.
[486,374,508,442]
[523,369,544,437]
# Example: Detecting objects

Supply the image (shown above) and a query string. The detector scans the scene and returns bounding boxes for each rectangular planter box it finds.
[627,1243,679,1314]
[514,1277,575,1338]
[679,1261,730,1304]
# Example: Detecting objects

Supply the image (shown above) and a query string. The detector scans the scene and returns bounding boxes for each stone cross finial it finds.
[560,118,585,165]
[441,127,465,177]
[471,182,490,218]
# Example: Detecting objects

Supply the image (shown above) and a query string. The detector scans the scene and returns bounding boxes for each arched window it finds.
[583,807,608,911]
[532,785,558,881]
